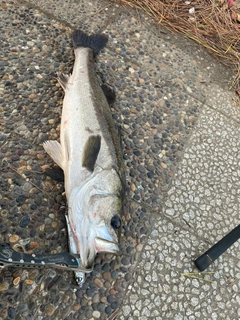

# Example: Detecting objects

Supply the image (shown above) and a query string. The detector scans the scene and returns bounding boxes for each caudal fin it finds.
[72,29,108,54]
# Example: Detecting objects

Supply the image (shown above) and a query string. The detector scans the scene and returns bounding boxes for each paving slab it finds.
[120,105,240,319]
[119,217,240,320]
[0,0,240,319]
[164,106,240,243]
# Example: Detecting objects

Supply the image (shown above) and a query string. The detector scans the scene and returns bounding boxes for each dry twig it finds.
[110,0,240,88]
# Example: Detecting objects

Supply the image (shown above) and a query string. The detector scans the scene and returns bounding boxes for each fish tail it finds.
[72,30,108,54]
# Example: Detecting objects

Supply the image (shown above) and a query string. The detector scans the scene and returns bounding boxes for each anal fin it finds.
[56,72,70,91]
[43,140,63,169]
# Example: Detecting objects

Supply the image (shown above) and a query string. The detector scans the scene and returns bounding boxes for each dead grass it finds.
[110,0,240,89]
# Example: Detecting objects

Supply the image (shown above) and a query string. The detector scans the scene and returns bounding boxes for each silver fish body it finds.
[43,30,125,274]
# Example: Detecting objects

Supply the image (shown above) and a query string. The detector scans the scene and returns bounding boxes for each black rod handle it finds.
[194,224,240,271]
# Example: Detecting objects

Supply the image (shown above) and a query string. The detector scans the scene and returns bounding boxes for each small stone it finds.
[102,263,110,272]
[185,86,192,93]
[86,288,96,297]
[8,307,16,319]
[13,277,20,286]
[16,149,24,156]
[37,153,44,160]
[102,272,111,281]
[100,296,107,303]
[41,164,50,171]
[9,235,19,243]
[29,93,37,99]
[0,134,7,141]
[0,308,7,319]
[52,221,57,228]
[0,61,8,66]
[48,119,55,124]
[109,289,117,295]
[30,204,37,210]
[29,150,37,156]
[13,244,24,252]
[105,306,112,315]
[130,183,136,192]
[151,229,158,237]
[45,304,55,316]
[136,243,143,251]
[97,303,105,312]
[20,215,30,228]
[29,242,39,249]
[13,270,21,278]
[0,282,9,291]
[111,301,119,309]
[24,279,33,285]
[137,165,146,173]
[121,257,130,266]
[0,210,8,217]
[29,270,39,280]
[161,162,167,169]
[125,273,131,281]
[62,295,69,303]
[93,278,104,288]
[19,303,28,313]
[72,293,77,301]
[92,311,100,318]
[23,182,32,192]
[107,295,115,303]
[111,270,118,279]
[92,293,100,303]
[73,303,80,311]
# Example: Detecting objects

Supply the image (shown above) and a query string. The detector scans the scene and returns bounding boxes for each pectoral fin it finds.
[82,135,101,172]
[43,140,63,169]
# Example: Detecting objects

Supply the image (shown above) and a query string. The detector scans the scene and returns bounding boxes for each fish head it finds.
[69,168,124,268]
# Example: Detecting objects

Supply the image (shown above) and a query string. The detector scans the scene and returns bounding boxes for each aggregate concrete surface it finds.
[0,0,240,319]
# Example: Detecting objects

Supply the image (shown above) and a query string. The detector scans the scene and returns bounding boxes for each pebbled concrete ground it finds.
[0,0,240,319]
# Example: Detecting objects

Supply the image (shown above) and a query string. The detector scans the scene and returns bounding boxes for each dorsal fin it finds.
[101,84,116,105]
[82,135,101,172]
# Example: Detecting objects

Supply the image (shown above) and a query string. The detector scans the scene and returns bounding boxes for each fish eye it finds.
[111,215,121,230]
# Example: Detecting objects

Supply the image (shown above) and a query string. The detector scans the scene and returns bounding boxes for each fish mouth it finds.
[76,231,120,269]
[80,237,119,269]
[94,237,119,253]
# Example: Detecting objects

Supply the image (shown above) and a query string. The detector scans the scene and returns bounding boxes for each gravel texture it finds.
[0,0,239,319]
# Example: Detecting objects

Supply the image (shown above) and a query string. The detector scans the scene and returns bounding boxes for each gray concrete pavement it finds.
[0,0,240,319]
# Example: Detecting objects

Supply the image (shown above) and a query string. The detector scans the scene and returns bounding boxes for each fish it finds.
[43,30,125,282]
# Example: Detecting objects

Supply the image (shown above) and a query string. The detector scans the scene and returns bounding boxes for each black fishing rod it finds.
[194,224,240,271]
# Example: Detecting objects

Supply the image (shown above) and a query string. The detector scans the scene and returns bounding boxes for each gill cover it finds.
[68,168,122,268]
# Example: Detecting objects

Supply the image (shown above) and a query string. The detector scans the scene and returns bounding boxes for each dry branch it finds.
[110,0,240,88]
